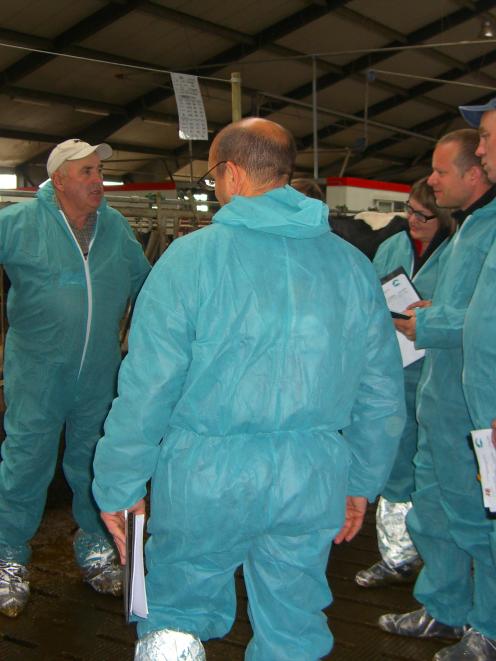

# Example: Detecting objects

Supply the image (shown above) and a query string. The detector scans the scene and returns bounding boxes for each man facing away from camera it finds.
[93,117,405,661]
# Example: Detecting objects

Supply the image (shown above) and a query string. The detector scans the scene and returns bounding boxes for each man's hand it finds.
[491,419,496,450]
[393,310,416,340]
[408,299,432,310]
[100,498,146,565]
[334,496,367,544]
[394,299,431,341]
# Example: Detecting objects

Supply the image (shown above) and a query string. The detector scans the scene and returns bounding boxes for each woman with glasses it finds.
[355,177,455,589]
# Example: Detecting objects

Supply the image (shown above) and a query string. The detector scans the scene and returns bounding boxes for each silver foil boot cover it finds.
[433,628,496,660]
[73,529,123,596]
[378,607,467,640]
[376,497,419,568]
[0,559,30,617]
[135,629,206,661]
[355,557,422,588]
[355,498,422,587]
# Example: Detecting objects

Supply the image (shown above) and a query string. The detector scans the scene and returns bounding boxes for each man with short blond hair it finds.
[0,139,150,617]
[380,124,496,660]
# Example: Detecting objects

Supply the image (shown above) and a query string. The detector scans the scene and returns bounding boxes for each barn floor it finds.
[0,464,458,661]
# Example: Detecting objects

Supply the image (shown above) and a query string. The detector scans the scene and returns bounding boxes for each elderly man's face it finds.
[427,141,475,210]
[55,152,104,213]
[476,110,496,184]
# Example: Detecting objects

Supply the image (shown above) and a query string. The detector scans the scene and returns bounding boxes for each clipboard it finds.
[380,266,422,301]
[123,510,148,623]
[380,266,425,368]
[390,311,410,320]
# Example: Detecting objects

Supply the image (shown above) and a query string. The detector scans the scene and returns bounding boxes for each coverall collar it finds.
[452,185,496,227]
[212,184,330,239]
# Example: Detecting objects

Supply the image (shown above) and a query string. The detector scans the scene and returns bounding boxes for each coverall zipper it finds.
[59,210,98,379]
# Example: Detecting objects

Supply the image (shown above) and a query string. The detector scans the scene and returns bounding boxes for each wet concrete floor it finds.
[0,468,455,661]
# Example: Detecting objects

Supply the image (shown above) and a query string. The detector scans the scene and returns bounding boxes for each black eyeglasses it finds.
[405,202,436,223]
[196,161,228,191]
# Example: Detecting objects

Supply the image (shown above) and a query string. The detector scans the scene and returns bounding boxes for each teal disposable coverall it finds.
[408,195,496,639]
[93,185,405,661]
[0,182,150,564]
[373,230,448,503]
[463,239,496,567]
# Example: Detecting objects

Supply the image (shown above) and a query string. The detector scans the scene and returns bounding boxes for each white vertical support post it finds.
[312,56,318,179]
[231,72,242,122]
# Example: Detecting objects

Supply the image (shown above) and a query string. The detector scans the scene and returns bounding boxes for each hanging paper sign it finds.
[170,72,208,141]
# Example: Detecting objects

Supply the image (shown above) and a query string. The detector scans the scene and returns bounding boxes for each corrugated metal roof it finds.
[0,0,495,185]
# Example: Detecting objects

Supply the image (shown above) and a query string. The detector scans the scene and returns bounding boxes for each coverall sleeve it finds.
[415,304,466,349]
[0,203,31,265]
[93,240,196,512]
[341,271,406,501]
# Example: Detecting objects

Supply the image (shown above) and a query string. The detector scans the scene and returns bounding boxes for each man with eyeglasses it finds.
[92,117,406,661]
[380,127,496,660]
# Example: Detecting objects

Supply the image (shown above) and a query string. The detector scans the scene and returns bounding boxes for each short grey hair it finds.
[214,118,296,186]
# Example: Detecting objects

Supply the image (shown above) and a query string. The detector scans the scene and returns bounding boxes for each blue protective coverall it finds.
[93,185,405,661]
[0,182,150,564]
[373,230,448,503]
[463,239,496,567]
[409,195,496,639]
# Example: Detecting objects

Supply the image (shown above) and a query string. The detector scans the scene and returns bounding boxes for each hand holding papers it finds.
[124,510,148,622]
[380,267,425,368]
[471,429,496,513]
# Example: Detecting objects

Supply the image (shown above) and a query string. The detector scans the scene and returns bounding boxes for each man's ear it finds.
[470,165,490,188]
[51,171,64,192]
[225,161,246,195]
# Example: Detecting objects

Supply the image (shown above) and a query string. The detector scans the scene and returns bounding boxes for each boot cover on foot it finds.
[73,529,123,597]
[433,628,496,660]
[0,560,29,617]
[379,607,467,639]
[355,558,422,588]
[135,629,206,661]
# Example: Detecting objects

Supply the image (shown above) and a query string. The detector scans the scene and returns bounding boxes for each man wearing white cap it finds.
[0,139,150,617]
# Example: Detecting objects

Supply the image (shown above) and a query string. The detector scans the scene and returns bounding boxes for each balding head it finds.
[210,117,296,190]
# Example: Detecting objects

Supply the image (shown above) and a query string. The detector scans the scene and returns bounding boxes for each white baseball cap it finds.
[47,138,112,177]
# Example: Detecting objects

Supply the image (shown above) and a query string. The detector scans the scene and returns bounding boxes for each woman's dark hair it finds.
[409,177,455,234]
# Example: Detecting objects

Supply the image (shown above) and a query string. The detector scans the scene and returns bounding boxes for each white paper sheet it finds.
[471,428,496,513]
[124,511,148,620]
[381,269,425,368]
[171,72,208,141]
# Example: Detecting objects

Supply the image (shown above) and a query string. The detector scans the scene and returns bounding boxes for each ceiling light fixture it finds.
[74,106,109,116]
[480,16,496,38]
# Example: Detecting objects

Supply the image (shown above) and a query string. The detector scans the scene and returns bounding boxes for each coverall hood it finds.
[213,185,330,238]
